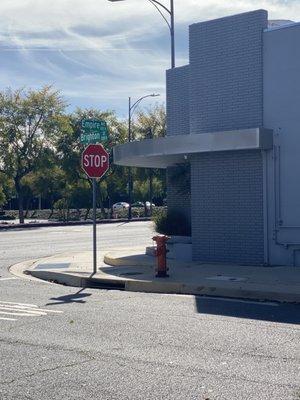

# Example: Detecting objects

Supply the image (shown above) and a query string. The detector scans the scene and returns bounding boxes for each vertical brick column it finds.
[189,10,267,264]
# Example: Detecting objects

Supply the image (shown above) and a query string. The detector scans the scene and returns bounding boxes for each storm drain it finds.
[83,278,125,290]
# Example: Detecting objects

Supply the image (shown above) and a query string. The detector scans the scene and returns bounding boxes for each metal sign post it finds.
[92,178,97,274]
[81,144,110,275]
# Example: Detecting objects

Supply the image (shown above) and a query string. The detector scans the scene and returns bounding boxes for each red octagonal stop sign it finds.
[82,144,109,178]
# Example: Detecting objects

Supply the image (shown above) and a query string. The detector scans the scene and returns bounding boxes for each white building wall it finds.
[264,23,300,266]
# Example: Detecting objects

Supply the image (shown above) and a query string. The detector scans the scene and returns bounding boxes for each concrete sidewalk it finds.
[18,248,300,303]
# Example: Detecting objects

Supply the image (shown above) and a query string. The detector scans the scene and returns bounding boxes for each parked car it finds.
[131,201,144,208]
[145,201,155,209]
[112,202,129,211]
[131,201,156,209]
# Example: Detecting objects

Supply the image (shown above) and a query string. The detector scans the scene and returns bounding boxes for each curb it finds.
[0,217,151,231]
[27,269,126,290]
[24,267,300,303]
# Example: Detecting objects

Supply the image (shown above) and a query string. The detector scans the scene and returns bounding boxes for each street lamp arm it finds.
[107,0,175,68]
[148,0,171,31]
[150,0,171,14]
[130,94,159,117]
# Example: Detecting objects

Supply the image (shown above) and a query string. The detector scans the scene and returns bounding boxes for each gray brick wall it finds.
[166,67,190,219]
[189,10,267,134]
[166,65,190,136]
[191,150,264,265]
[167,165,191,226]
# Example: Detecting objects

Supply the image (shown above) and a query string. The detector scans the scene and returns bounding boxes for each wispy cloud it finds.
[0,0,299,115]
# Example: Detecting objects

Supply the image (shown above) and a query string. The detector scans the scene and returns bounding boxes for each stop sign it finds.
[82,144,109,178]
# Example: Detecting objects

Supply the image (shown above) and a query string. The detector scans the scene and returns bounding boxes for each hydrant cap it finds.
[152,235,170,243]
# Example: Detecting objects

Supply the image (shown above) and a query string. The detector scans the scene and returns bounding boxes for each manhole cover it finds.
[119,272,143,277]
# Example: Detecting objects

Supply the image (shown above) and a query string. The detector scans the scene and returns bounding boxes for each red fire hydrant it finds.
[152,235,170,277]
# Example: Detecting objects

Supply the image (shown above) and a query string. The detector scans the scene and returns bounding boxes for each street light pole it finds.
[170,0,175,69]
[127,93,160,220]
[128,96,133,220]
[108,0,175,68]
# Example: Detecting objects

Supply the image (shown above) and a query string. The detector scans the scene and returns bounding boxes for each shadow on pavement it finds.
[194,296,300,324]
[46,288,91,305]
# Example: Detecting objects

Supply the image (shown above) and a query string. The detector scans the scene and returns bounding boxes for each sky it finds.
[0,0,299,118]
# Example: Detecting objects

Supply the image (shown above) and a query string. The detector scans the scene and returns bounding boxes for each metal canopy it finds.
[113,128,273,168]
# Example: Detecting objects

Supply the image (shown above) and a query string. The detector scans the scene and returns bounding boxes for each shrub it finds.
[153,209,191,236]
[54,198,69,221]
[0,214,16,220]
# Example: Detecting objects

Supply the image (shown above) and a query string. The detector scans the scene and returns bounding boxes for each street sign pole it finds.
[81,144,110,275]
[92,178,97,274]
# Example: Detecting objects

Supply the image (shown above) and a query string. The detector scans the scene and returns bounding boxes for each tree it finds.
[131,104,167,209]
[0,186,5,209]
[134,104,166,140]
[0,173,14,210]
[0,86,69,223]
[26,166,67,218]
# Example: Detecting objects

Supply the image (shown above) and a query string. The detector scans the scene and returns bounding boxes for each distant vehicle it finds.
[145,201,155,209]
[112,202,129,211]
[131,201,156,209]
[131,201,144,208]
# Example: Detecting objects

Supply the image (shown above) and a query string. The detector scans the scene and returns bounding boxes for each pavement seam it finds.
[0,337,298,390]
[0,358,95,386]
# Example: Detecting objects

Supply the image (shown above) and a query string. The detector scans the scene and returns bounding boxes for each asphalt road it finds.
[0,222,299,400]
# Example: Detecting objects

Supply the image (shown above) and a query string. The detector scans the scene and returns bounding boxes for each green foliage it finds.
[0,86,69,222]
[69,181,91,210]
[0,87,167,217]
[0,173,14,208]
[0,86,67,178]
[53,198,69,221]
[134,104,166,140]
[133,177,163,202]
[0,187,6,207]
[0,214,16,220]
[153,208,191,236]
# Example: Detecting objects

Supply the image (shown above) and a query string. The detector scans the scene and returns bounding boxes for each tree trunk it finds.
[48,207,54,220]
[24,197,30,219]
[48,197,54,220]
[84,208,90,220]
[98,197,105,219]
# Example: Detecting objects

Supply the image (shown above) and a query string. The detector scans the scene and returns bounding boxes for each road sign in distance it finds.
[80,119,108,144]
[82,144,109,179]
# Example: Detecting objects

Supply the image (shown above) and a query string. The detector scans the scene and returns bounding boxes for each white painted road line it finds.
[0,310,45,317]
[0,277,17,281]
[0,300,63,321]
[0,303,61,312]
[0,301,38,307]
[0,307,47,316]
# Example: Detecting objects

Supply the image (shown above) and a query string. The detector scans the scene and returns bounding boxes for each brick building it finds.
[113,10,300,267]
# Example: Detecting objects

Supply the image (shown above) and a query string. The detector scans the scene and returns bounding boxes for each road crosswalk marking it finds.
[0,300,63,321]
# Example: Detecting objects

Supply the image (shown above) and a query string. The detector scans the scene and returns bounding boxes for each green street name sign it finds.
[80,119,109,144]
